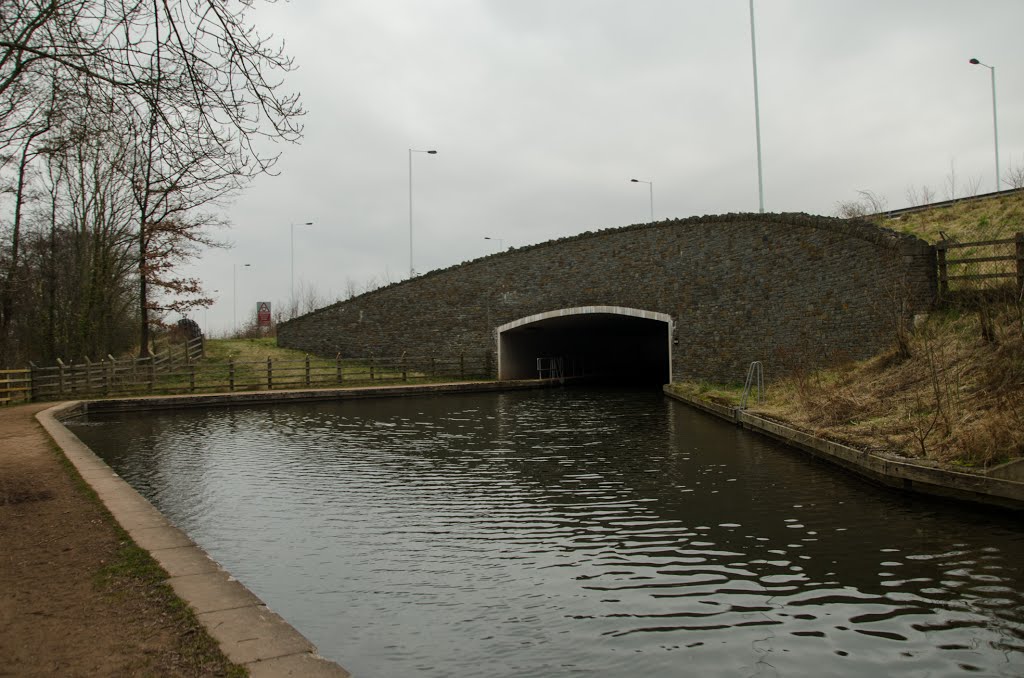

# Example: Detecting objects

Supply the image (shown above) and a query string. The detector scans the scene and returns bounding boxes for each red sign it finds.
[257,301,272,326]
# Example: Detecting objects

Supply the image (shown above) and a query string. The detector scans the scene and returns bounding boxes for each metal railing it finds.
[740,361,764,410]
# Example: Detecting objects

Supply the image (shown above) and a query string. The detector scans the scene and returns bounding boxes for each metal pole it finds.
[408,149,437,278]
[749,0,765,213]
[630,179,654,221]
[233,264,249,335]
[970,58,999,192]
[989,65,1000,191]
[290,221,313,309]
[408,149,413,278]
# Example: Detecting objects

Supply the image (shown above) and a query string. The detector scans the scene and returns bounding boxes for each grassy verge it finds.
[94,538,249,678]
[670,304,1024,471]
[46,439,248,677]
[881,190,1024,243]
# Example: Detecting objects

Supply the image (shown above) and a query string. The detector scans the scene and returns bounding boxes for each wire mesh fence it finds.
[936,232,1024,301]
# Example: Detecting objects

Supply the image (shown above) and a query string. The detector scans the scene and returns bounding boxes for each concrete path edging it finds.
[36,400,352,678]
[664,387,1024,511]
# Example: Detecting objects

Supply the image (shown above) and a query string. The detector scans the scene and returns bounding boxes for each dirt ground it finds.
[0,403,242,677]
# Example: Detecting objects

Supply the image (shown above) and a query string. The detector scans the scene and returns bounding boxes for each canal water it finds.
[67,388,1024,677]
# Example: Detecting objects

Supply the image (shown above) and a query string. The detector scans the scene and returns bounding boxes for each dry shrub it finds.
[756,303,1024,469]
[943,406,1024,468]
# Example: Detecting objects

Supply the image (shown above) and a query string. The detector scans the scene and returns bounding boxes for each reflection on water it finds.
[69,388,1024,677]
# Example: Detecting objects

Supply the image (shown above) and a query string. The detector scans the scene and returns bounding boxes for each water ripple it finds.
[69,387,1024,678]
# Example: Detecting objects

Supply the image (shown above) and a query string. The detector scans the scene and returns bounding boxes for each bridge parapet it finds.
[279,213,935,384]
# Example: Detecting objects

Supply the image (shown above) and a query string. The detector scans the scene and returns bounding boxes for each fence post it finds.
[267,357,273,390]
[936,241,949,298]
[401,353,407,382]
[370,357,375,381]
[1016,232,1024,298]
[24,362,34,402]
[189,359,196,393]
[305,354,311,387]
[56,358,66,397]
[83,357,92,395]
[460,352,465,380]
[102,357,111,395]
[336,354,343,384]
[229,359,236,391]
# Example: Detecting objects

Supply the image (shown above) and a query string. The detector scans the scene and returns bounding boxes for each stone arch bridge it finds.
[278,213,936,385]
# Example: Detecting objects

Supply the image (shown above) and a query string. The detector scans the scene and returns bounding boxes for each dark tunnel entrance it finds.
[497,307,672,386]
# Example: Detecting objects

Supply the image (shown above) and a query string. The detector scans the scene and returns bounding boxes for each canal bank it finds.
[664,386,1024,511]
[64,385,1024,676]
[29,379,556,677]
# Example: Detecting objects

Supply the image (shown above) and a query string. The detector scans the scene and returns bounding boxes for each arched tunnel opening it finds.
[497,309,672,387]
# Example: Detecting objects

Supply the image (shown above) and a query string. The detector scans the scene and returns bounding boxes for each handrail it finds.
[740,361,764,410]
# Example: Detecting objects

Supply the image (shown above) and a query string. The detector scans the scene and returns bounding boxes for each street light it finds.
[969,58,1000,192]
[204,290,219,335]
[749,0,765,213]
[484,236,504,252]
[233,263,250,335]
[409,148,437,278]
[630,179,654,221]
[290,221,314,307]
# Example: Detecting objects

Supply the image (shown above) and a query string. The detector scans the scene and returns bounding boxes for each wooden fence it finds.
[27,352,491,401]
[936,232,1024,297]
[0,369,32,405]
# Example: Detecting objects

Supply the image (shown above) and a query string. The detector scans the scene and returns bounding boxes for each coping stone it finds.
[663,386,1024,510]
[197,605,316,665]
[152,545,223,578]
[36,401,354,678]
[246,652,352,678]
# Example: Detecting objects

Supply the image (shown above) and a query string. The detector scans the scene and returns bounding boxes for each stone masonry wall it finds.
[277,213,937,384]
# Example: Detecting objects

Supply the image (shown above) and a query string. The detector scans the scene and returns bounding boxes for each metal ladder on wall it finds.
[537,356,565,382]
[740,361,763,409]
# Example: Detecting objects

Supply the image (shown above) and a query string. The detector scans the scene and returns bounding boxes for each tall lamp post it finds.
[233,263,250,335]
[290,221,314,309]
[969,58,1000,192]
[204,290,219,335]
[484,236,504,252]
[409,148,437,278]
[749,0,765,213]
[630,179,654,221]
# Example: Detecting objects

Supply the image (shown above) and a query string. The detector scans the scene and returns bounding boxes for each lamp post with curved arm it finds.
[630,179,654,221]
[969,58,1000,192]
[409,148,438,278]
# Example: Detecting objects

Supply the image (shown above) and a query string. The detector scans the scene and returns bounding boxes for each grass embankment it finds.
[175,338,479,393]
[672,191,1024,472]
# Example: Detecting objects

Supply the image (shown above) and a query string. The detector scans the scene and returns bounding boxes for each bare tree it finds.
[2,0,305,358]
[944,158,959,200]
[833,189,888,219]
[1003,157,1024,190]
[905,184,936,207]
[963,174,983,198]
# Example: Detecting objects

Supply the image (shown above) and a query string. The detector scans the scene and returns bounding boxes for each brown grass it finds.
[672,305,1024,471]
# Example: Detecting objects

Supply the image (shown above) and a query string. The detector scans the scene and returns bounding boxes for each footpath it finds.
[0,402,246,676]
[2,402,349,678]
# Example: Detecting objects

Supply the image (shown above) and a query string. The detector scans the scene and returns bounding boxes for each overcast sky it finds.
[189,0,1024,335]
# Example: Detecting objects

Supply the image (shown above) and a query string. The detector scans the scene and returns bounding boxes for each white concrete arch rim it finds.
[496,306,674,334]
[496,306,674,383]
